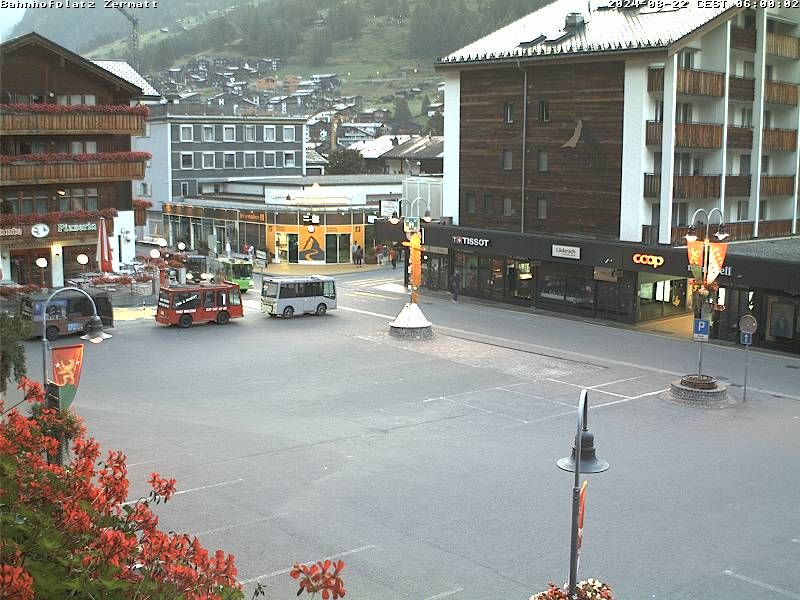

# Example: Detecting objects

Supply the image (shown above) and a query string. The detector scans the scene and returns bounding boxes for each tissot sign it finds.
[452,235,491,248]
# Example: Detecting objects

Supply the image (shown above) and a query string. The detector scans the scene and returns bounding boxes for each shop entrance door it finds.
[337,234,351,263]
[288,234,299,263]
[595,280,620,321]
[489,258,506,300]
[325,233,351,264]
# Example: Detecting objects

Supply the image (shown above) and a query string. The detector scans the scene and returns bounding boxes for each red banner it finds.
[706,242,728,284]
[687,240,704,282]
[51,344,85,409]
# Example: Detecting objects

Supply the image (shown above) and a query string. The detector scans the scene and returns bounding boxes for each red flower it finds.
[290,560,346,599]
[0,208,118,227]
[132,199,154,209]
[0,102,149,116]
[0,151,151,165]
[0,564,35,600]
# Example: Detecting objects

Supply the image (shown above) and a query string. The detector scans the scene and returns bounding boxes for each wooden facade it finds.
[731,26,757,52]
[729,76,755,102]
[0,159,146,186]
[767,31,800,60]
[0,111,146,136]
[643,174,721,199]
[646,121,723,149]
[642,219,793,245]
[727,126,753,149]
[760,175,795,197]
[458,60,625,239]
[764,80,799,106]
[763,128,797,152]
[725,175,751,198]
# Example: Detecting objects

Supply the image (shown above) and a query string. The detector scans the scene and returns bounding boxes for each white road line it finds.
[723,570,800,599]
[547,378,631,399]
[441,396,529,424]
[121,478,244,507]
[194,512,287,537]
[240,544,375,585]
[127,459,160,467]
[338,305,800,401]
[423,587,464,600]
[498,387,574,408]
[629,388,670,400]
[792,538,800,544]
[589,375,643,389]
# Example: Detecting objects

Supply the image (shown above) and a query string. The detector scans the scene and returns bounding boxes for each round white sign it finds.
[739,315,758,334]
[31,223,50,238]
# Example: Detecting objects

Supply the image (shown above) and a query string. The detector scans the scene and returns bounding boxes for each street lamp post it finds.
[684,208,729,377]
[556,390,609,598]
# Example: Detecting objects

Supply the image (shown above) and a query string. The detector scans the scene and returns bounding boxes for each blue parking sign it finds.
[740,331,752,346]
[693,319,710,342]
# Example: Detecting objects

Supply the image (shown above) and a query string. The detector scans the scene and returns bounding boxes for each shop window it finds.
[767,299,797,340]
[502,150,513,171]
[539,273,565,301]
[503,101,514,124]
[466,193,476,214]
[566,277,595,310]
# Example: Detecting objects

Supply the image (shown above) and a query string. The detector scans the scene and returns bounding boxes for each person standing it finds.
[449,270,461,302]
[375,243,384,265]
[356,245,363,267]
[389,247,397,270]
[351,241,358,264]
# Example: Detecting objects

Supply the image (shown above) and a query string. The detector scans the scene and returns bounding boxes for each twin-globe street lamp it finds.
[387,197,433,339]
[684,208,729,377]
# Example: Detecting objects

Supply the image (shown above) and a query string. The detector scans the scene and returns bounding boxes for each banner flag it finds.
[51,344,85,410]
[706,242,728,284]
[687,240,704,281]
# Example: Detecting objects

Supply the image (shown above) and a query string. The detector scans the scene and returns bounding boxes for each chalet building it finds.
[381,135,444,175]
[426,3,800,353]
[0,33,156,287]
[132,104,306,238]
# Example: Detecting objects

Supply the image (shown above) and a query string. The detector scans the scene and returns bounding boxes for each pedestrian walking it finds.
[449,271,461,302]
[356,245,363,267]
[375,244,384,265]
[389,247,397,269]
[351,241,358,264]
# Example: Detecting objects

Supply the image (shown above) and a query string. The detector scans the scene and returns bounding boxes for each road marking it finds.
[792,538,800,544]
[121,478,244,507]
[338,305,800,402]
[127,459,160,467]
[194,512,287,537]
[423,588,464,600]
[629,388,670,400]
[240,544,375,585]
[723,570,800,599]
[547,378,631,399]
[433,395,529,424]
[497,387,574,408]
[350,290,397,300]
[589,375,644,389]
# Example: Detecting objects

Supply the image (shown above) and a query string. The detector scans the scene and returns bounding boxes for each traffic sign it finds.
[739,314,758,335]
[403,217,420,233]
[740,331,752,346]
[693,318,710,342]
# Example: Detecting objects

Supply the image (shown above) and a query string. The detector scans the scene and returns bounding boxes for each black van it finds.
[19,289,114,341]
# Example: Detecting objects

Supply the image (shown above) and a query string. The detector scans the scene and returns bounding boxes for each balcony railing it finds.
[0,156,146,186]
[647,67,664,93]
[725,175,751,197]
[729,76,755,102]
[641,220,793,246]
[760,175,795,197]
[764,80,799,106]
[0,110,146,135]
[727,126,753,149]
[763,128,797,152]
[732,26,757,52]
[677,68,725,97]
[645,121,662,145]
[643,173,721,199]
[767,32,800,60]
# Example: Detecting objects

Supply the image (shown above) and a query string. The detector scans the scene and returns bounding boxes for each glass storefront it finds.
[636,273,688,321]
[449,251,533,304]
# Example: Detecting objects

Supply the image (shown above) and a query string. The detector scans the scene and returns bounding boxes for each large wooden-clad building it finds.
[0,33,156,287]
[425,2,800,353]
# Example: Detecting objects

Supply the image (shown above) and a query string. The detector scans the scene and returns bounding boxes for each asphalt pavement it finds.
[20,267,800,599]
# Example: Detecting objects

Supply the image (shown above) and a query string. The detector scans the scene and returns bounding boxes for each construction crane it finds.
[115,7,140,71]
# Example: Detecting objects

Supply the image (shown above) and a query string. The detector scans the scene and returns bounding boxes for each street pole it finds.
[567,390,587,597]
[743,343,750,402]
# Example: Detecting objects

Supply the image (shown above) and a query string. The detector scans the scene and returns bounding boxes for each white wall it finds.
[619,59,651,241]
[132,120,171,236]
[442,71,461,223]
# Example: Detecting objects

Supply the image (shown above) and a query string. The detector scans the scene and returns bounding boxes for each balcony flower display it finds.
[532,579,614,600]
[132,199,153,209]
[0,151,151,165]
[0,208,118,227]
[0,103,150,116]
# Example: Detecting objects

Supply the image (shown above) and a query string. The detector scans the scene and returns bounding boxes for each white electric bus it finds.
[260,275,337,318]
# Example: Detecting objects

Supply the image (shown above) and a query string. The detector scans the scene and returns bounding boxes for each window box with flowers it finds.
[132,199,153,226]
[0,208,118,227]
[0,152,151,186]
[0,103,150,135]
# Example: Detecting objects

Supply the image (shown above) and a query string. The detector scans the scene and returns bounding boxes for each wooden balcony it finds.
[767,32,800,60]
[725,175,751,197]
[729,76,755,102]
[764,80,799,106]
[727,126,753,149]
[677,68,725,97]
[676,122,723,148]
[760,175,795,197]
[763,128,797,152]
[642,173,721,199]
[645,121,662,145]
[0,158,146,186]
[0,109,146,135]
[731,26,756,52]
[642,219,794,245]
[647,67,664,93]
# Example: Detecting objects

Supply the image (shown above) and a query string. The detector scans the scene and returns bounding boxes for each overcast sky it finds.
[1,8,27,38]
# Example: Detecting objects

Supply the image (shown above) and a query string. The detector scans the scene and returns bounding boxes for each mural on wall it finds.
[299,227,325,261]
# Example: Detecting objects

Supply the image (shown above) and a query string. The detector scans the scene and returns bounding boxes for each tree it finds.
[0,312,29,395]
[310,27,332,66]
[427,113,444,136]
[419,94,431,117]
[327,148,366,174]
[393,97,413,123]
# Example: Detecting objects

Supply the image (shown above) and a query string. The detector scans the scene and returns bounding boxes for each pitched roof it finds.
[438,2,738,66]
[305,149,329,165]
[381,136,444,160]
[92,60,161,97]
[349,135,413,159]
